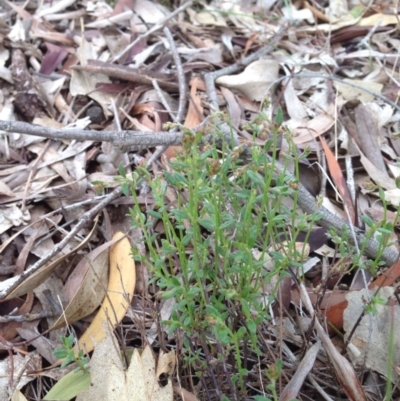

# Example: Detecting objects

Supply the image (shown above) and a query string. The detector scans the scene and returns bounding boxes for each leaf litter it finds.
[0,0,400,400]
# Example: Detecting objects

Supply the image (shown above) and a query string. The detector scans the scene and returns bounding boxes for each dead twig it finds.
[164,26,187,124]
[73,61,179,90]
[0,120,186,149]
[0,310,54,323]
[147,26,187,168]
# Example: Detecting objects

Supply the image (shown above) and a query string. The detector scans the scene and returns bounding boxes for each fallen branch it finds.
[293,169,399,266]
[0,120,183,148]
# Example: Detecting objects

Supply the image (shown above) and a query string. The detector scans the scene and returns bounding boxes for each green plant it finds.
[364,294,387,316]
[119,112,319,395]
[120,111,400,397]
[53,333,89,371]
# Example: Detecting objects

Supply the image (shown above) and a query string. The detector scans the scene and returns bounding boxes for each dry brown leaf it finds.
[383,189,400,206]
[11,389,29,401]
[164,77,205,162]
[40,42,68,75]
[0,292,33,341]
[320,136,355,224]
[184,78,204,129]
[133,0,167,24]
[0,180,14,196]
[334,79,383,103]
[50,238,122,331]
[156,349,176,380]
[75,232,136,355]
[220,87,241,129]
[70,70,114,117]
[0,353,38,400]
[283,77,307,120]
[303,12,398,34]
[355,103,387,174]
[187,7,228,27]
[356,144,396,190]
[292,101,342,146]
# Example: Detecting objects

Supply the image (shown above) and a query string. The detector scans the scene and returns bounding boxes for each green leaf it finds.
[62,334,74,349]
[44,369,90,400]
[275,107,283,126]
[377,227,393,235]
[198,218,215,231]
[361,215,374,227]
[169,209,189,220]
[60,351,75,368]
[349,4,364,18]
[162,286,184,299]
[246,170,265,187]
[147,210,162,219]
[121,182,130,196]
[220,217,235,230]
[253,396,272,401]
[247,319,257,334]
[53,348,68,359]
[118,162,126,178]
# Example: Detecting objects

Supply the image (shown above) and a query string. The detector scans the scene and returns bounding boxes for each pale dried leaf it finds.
[216,59,279,101]
[299,284,367,401]
[0,354,36,400]
[173,387,199,401]
[334,79,383,103]
[282,4,315,24]
[0,180,14,196]
[344,287,400,381]
[50,240,114,330]
[70,70,114,116]
[133,0,167,24]
[77,325,173,401]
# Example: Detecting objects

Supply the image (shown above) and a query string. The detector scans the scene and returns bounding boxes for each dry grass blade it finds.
[279,342,320,401]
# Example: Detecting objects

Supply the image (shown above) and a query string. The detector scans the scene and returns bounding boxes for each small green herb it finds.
[53,333,89,371]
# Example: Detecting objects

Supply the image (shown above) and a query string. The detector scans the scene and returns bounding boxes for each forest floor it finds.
[1,1,400,400]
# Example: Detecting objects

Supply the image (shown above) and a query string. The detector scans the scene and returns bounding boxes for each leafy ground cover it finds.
[1,0,400,400]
